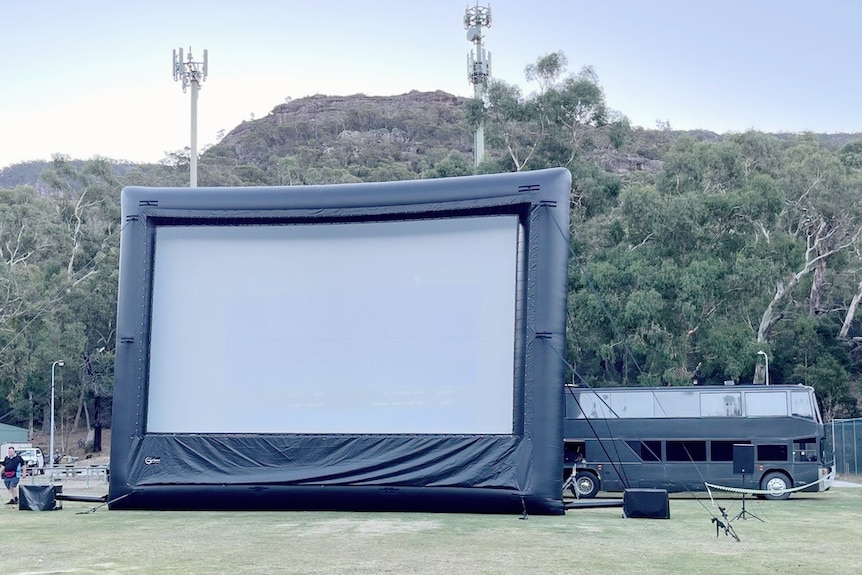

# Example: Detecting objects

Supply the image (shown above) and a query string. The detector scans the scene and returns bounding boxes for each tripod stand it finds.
[712,506,739,541]
[732,473,763,522]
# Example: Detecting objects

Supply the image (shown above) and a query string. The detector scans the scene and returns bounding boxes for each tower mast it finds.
[173,47,209,187]
[465,4,492,167]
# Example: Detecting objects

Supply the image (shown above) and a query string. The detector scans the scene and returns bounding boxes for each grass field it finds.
[3,486,861,574]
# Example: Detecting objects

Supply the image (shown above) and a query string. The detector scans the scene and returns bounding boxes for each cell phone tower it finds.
[172,47,208,187]
[465,3,491,167]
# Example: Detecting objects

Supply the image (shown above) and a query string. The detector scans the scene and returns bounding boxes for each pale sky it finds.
[1,0,860,169]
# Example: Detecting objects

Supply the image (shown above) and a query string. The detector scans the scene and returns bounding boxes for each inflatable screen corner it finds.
[109,167,571,514]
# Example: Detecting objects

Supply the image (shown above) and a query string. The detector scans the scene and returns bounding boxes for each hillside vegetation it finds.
[0,51,860,441]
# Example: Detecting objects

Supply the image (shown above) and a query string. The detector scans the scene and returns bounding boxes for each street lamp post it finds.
[49,360,64,470]
[757,350,769,386]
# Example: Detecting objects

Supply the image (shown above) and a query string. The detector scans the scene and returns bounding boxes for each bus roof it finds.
[565,384,813,392]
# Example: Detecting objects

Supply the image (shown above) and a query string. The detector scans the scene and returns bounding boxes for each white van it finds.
[18,447,45,473]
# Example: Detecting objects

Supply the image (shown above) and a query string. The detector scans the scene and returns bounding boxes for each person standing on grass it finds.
[2,446,27,505]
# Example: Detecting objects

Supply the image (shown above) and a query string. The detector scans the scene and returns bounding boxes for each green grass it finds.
[3,488,861,574]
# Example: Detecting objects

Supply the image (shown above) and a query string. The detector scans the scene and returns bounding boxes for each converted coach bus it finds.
[563,384,832,500]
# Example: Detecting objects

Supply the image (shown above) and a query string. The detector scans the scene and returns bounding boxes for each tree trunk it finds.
[72,387,84,432]
[839,278,862,339]
[757,280,789,343]
[27,392,34,441]
[809,256,827,316]
[93,397,102,452]
[753,363,765,385]
[758,220,856,342]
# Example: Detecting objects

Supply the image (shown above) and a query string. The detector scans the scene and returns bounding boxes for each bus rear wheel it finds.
[573,471,600,498]
[760,472,791,500]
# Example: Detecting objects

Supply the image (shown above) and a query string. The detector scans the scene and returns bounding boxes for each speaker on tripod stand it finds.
[732,443,762,521]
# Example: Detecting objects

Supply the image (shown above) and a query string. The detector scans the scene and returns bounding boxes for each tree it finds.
[776,319,857,419]
[537,66,610,166]
[426,151,473,179]
[838,140,862,171]
[755,138,862,352]
[481,53,624,171]
[0,158,120,441]
[482,80,542,171]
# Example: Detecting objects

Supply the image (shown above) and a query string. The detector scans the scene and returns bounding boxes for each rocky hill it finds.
[218,90,473,166]
[180,90,481,186]
[4,90,862,190]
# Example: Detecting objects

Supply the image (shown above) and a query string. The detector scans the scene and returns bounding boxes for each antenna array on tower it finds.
[172,47,209,94]
[464,5,492,87]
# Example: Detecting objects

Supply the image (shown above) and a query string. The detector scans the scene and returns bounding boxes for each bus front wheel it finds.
[760,472,791,500]
[574,471,600,498]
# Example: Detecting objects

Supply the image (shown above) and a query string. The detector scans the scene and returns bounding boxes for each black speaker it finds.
[732,444,755,475]
[18,484,60,511]
[623,489,670,519]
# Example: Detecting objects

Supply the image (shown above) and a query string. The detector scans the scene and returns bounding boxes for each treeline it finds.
[0,158,120,445]
[0,52,859,441]
[568,131,862,420]
[472,53,862,419]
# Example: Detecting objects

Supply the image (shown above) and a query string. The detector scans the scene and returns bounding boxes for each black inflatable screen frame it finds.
[109,168,571,514]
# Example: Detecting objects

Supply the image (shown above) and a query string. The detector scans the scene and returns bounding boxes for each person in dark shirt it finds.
[2,446,27,505]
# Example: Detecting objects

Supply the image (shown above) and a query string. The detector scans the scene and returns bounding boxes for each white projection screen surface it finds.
[146,216,520,434]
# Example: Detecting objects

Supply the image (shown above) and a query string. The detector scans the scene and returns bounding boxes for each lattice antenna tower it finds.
[172,47,209,187]
[465,4,491,167]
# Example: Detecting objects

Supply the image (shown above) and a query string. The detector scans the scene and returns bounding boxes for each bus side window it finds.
[757,444,789,462]
[793,438,818,462]
[626,440,661,461]
[710,440,749,461]
[746,391,788,417]
[700,393,741,416]
[564,442,585,465]
[667,440,707,462]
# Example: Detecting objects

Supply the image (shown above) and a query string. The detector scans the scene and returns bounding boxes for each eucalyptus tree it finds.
[830,141,862,344]
[480,80,542,171]
[574,131,860,414]
[0,156,121,439]
[534,65,611,167]
[569,133,788,386]
[0,184,68,433]
[476,52,627,173]
[754,137,862,349]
